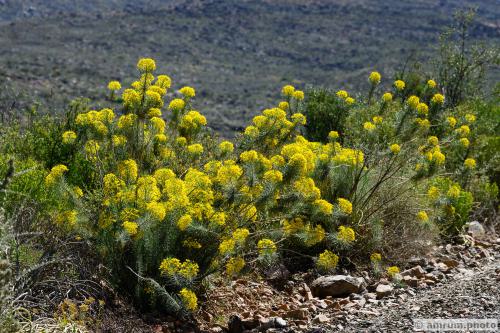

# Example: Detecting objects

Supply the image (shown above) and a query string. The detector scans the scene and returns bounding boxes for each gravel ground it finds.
[328,248,500,332]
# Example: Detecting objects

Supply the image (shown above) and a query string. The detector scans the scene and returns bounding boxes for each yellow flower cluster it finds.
[159,258,199,279]
[369,72,381,85]
[107,81,121,91]
[317,250,339,271]
[337,198,353,215]
[387,266,400,278]
[226,257,245,277]
[370,252,382,262]
[337,225,355,243]
[45,164,68,186]
[179,288,197,310]
[62,131,77,144]
[257,239,277,256]
[416,211,429,222]
[394,80,405,90]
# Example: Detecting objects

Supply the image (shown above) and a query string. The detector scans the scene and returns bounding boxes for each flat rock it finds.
[310,275,365,298]
[376,284,393,299]
[313,314,330,323]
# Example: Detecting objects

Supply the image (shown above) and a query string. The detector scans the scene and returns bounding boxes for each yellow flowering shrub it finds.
[36,58,483,314]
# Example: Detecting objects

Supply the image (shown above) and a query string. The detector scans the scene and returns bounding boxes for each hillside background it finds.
[0,0,498,135]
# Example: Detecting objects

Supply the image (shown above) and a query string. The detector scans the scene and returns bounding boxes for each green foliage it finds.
[0,211,19,333]
[434,9,500,108]
[303,88,354,143]
[428,177,474,238]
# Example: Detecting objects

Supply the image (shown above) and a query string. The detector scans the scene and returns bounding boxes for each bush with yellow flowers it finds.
[17,58,490,314]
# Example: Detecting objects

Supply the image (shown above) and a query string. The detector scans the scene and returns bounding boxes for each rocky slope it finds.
[0,0,498,136]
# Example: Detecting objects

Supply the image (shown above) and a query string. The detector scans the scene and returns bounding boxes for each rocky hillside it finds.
[0,0,498,135]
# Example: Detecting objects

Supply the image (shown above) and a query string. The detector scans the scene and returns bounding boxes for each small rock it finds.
[375,284,393,299]
[440,258,460,268]
[435,262,450,273]
[401,265,426,278]
[467,221,485,238]
[286,309,309,320]
[315,299,328,309]
[313,314,330,324]
[424,279,436,286]
[364,292,377,300]
[408,257,428,267]
[403,275,418,287]
[310,275,365,298]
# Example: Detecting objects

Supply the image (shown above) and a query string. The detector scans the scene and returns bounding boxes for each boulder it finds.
[310,275,365,298]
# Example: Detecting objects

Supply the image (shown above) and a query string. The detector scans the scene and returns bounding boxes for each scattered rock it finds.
[364,292,377,300]
[403,275,418,287]
[440,258,460,268]
[401,265,426,278]
[313,314,330,324]
[310,275,365,298]
[375,284,393,299]
[286,308,309,320]
[468,221,485,238]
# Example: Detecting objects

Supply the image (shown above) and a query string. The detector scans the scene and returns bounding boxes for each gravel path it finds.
[332,250,500,332]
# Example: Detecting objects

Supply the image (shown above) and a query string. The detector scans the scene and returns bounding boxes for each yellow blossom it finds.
[179,288,197,311]
[427,186,440,200]
[314,199,333,215]
[416,211,429,222]
[459,138,470,148]
[369,71,381,85]
[337,198,353,215]
[317,250,339,271]
[219,141,234,154]
[257,239,277,256]
[390,143,401,154]
[62,131,77,144]
[427,136,439,146]
[370,253,382,262]
[177,214,192,231]
[407,96,419,109]
[336,90,348,99]
[282,85,295,97]
[137,58,156,72]
[431,93,445,105]
[278,101,289,110]
[337,225,355,243]
[225,257,245,277]
[373,116,383,124]
[169,98,185,111]
[122,221,138,236]
[263,170,283,183]
[465,114,476,123]
[293,90,305,100]
[464,158,476,169]
[416,103,429,116]
[427,79,437,88]
[328,131,339,140]
[187,143,204,155]
[394,80,405,90]
[387,266,400,278]
[179,86,196,98]
[363,121,375,131]
[432,151,445,165]
[382,92,393,102]
[107,81,121,91]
